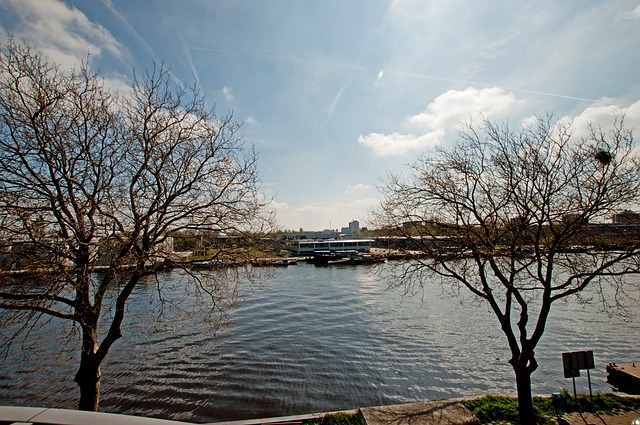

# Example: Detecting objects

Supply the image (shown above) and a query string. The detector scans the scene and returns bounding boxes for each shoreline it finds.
[4,395,639,425]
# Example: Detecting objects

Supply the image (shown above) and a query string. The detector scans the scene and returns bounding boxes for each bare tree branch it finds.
[0,39,271,411]
[372,112,640,425]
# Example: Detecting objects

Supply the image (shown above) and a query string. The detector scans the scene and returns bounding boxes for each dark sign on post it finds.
[562,350,595,378]
[562,350,595,400]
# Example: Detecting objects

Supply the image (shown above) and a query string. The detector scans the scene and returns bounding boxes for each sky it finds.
[1,0,639,231]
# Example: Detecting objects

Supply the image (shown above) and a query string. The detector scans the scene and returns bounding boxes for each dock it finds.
[607,362,640,394]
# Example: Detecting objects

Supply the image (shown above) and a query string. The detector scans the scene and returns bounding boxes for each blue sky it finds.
[1,0,639,231]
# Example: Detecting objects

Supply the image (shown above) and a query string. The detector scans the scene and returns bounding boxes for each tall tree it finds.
[372,114,640,424]
[0,39,270,411]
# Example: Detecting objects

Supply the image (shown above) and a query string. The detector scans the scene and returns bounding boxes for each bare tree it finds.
[0,39,271,411]
[372,114,640,424]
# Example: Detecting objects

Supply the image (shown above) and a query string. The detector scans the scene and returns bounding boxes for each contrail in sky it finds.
[99,0,186,88]
[189,45,617,107]
[394,70,613,105]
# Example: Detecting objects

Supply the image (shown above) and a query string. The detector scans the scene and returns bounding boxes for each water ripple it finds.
[1,264,638,423]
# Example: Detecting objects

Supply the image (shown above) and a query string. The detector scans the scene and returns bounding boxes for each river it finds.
[1,263,639,423]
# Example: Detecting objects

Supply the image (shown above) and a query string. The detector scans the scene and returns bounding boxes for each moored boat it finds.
[251,258,298,267]
[310,250,385,266]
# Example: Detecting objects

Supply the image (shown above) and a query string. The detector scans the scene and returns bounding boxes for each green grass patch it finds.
[305,411,365,425]
[462,393,640,424]
[463,395,550,424]
[301,394,640,424]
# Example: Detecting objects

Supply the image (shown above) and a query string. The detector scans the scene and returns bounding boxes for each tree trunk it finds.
[75,318,102,412]
[514,363,536,425]
[75,353,101,411]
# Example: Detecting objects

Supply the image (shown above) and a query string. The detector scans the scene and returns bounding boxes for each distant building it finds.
[349,220,360,234]
[279,221,360,238]
[612,210,640,225]
[562,213,589,225]
[288,238,372,255]
[276,231,339,241]
[342,220,360,235]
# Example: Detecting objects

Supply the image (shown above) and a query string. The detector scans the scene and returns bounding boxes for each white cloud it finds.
[409,87,517,129]
[556,98,640,138]
[2,0,122,68]
[269,200,289,210]
[387,0,458,23]
[222,86,234,101]
[344,183,374,194]
[103,74,133,96]
[358,130,445,156]
[359,87,518,156]
[618,3,640,20]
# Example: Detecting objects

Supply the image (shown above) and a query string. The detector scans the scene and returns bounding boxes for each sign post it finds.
[562,350,595,402]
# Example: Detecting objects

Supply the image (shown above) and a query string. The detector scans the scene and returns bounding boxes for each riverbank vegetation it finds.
[306,394,640,425]
[306,412,365,424]
[463,393,640,424]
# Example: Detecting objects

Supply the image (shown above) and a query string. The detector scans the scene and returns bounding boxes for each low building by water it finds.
[286,238,373,256]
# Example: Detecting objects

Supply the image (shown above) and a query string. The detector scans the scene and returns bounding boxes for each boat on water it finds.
[327,254,385,266]
[270,258,298,266]
[306,251,342,265]
[308,250,385,266]
[190,259,234,268]
[251,258,298,267]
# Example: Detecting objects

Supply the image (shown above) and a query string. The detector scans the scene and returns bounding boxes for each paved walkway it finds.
[557,410,640,425]
[360,400,479,424]
[214,400,640,425]
[359,400,640,425]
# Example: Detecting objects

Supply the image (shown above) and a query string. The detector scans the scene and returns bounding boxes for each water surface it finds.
[1,263,638,423]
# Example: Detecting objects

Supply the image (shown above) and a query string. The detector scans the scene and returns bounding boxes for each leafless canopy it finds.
[0,39,272,410]
[372,113,640,424]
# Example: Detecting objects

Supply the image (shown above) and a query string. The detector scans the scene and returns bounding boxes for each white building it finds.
[342,220,360,235]
[288,239,372,255]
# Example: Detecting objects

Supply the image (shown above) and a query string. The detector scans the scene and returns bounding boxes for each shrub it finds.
[306,411,365,425]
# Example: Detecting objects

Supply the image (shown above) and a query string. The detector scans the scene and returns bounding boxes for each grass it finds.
[302,393,640,425]
[463,395,551,424]
[462,392,640,424]
[305,411,365,425]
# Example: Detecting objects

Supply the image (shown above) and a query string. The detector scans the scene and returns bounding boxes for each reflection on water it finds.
[1,264,639,423]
